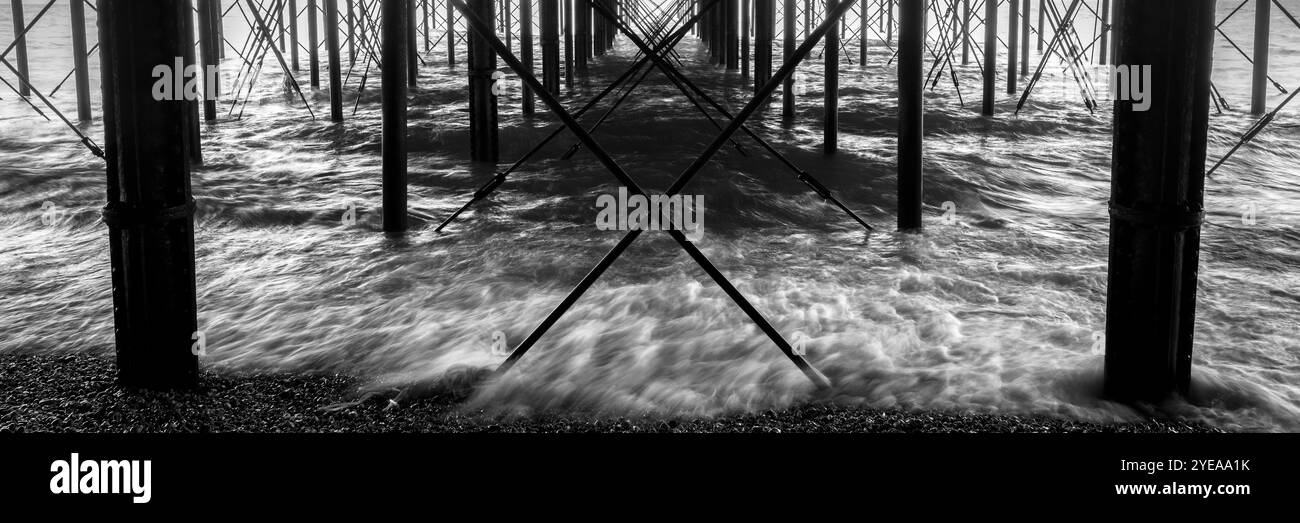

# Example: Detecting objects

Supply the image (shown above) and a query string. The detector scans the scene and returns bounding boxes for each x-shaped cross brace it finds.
[450,0,861,390]
[589,0,873,231]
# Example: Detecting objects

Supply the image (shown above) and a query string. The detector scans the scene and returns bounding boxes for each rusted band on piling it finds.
[1108,200,1205,230]
[101,199,197,228]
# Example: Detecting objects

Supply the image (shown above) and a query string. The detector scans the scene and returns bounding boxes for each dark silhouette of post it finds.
[217,0,226,59]
[522,0,535,114]
[542,0,560,95]
[1020,0,1029,74]
[743,0,750,77]
[71,0,94,121]
[1008,0,1018,94]
[898,0,923,231]
[447,0,456,66]
[726,0,738,69]
[858,0,867,64]
[278,1,286,51]
[887,0,893,43]
[824,0,837,153]
[290,0,301,71]
[1251,0,1270,115]
[98,0,199,389]
[182,0,203,165]
[407,0,417,86]
[1099,0,1108,65]
[1104,0,1215,402]
[382,0,409,232]
[961,0,970,64]
[326,0,343,121]
[1110,0,1122,65]
[348,0,357,64]
[982,0,996,115]
[310,0,321,88]
[10,0,29,96]
[756,0,772,94]
[468,0,498,161]
[198,0,222,121]
[782,0,795,120]
[576,0,589,73]
[1037,0,1044,50]
[593,0,603,56]
[423,0,430,52]
[564,0,574,87]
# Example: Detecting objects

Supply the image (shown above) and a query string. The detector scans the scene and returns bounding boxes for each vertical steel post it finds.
[98,0,200,389]
[327,0,344,121]
[824,0,837,153]
[1099,0,1108,65]
[961,0,969,64]
[756,0,773,94]
[382,0,410,232]
[448,0,457,66]
[522,0,534,113]
[310,0,321,87]
[1008,0,1018,94]
[1251,0,1270,115]
[542,0,560,94]
[1104,0,1216,402]
[71,0,94,121]
[782,0,795,120]
[10,0,30,96]
[468,0,499,161]
[898,0,923,231]
[290,0,301,70]
[982,0,996,115]
[1020,0,1029,74]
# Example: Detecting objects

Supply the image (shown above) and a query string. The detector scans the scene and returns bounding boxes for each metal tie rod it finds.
[590,0,874,232]
[451,0,862,390]
[433,0,718,233]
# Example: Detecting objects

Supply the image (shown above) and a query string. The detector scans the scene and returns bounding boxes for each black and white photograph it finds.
[0,0,1294,509]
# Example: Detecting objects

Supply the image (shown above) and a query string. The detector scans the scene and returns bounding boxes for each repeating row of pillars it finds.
[8,0,1277,142]
[90,0,1224,405]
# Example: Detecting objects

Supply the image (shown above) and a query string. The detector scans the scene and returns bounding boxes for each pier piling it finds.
[982,0,996,115]
[824,0,838,154]
[1008,0,1018,94]
[11,0,29,97]
[197,0,220,121]
[290,0,301,71]
[71,0,93,122]
[542,0,560,94]
[756,0,772,95]
[310,0,321,88]
[468,0,499,161]
[1252,0,1270,115]
[382,0,410,232]
[1104,0,1216,402]
[407,0,417,87]
[98,0,200,389]
[447,0,456,66]
[781,0,794,120]
[1020,0,1029,75]
[522,0,535,114]
[898,0,924,231]
[326,0,343,121]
